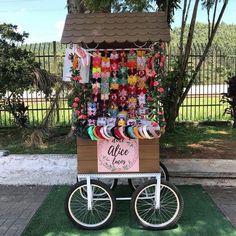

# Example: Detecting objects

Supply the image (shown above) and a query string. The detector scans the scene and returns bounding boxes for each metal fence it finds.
[0,41,235,127]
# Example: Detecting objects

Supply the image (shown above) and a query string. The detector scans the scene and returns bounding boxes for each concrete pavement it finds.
[0,185,51,236]
[205,186,236,229]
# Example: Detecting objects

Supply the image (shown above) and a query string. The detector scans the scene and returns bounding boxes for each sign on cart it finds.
[97,139,139,172]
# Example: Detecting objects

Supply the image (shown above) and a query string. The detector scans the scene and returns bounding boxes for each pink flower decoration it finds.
[158,111,164,115]
[153,81,159,87]
[158,87,164,93]
[72,102,78,108]
[152,122,158,127]
[74,110,80,116]
[79,115,87,119]
[147,96,153,102]
[74,97,80,102]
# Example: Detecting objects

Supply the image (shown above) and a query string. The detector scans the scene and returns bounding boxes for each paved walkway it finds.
[0,185,235,236]
[0,185,51,236]
[205,186,236,229]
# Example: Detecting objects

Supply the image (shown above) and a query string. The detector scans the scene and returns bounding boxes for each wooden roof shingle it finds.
[61,12,170,47]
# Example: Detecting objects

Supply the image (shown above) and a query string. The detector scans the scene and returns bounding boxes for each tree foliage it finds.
[171,22,236,53]
[0,23,60,128]
[0,23,38,96]
[67,0,180,24]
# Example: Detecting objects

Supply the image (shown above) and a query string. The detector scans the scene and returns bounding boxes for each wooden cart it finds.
[62,11,183,231]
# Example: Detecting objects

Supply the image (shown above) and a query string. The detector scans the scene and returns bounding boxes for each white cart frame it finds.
[77,172,161,210]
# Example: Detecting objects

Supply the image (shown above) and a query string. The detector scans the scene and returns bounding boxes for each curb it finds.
[0,154,236,186]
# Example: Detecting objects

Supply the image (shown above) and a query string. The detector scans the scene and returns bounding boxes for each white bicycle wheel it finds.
[65,180,116,229]
[131,180,184,230]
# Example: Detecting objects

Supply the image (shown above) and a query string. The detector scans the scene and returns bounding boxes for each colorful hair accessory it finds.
[95,126,106,140]
[119,50,127,67]
[137,87,147,95]
[91,78,101,84]
[110,77,119,90]
[133,126,144,139]
[127,49,137,69]
[127,85,137,96]
[111,63,118,72]
[138,94,146,105]
[97,117,107,126]
[138,126,146,139]
[128,68,137,76]
[137,69,146,78]
[142,125,154,139]
[92,67,101,74]
[101,77,110,101]
[87,126,97,141]
[124,125,133,139]
[99,126,109,140]
[127,126,137,139]
[127,119,136,126]
[92,50,102,68]
[107,118,116,126]
[118,67,128,78]
[87,119,96,126]
[137,49,146,70]
[110,49,119,65]
[114,127,124,139]
[128,75,138,85]
[101,56,110,70]
[103,125,113,139]
[118,126,129,139]
[147,126,161,138]
[138,106,147,118]
[111,127,121,140]
[72,54,79,69]
[128,97,137,108]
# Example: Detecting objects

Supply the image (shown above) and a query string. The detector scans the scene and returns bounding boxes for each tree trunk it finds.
[165,99,179,131]
[67,0,85,13]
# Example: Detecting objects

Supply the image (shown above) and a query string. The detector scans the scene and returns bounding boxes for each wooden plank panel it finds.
[139,139,159,146]
[139,145,159,160]
[77,146,97,161]
[77,159,160,173]
[77,138,96,146]
[140,159,160,172]
[78,160,97,173]
[77,137,160,173]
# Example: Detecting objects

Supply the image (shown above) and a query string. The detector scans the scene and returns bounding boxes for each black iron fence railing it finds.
[0,41,235,127]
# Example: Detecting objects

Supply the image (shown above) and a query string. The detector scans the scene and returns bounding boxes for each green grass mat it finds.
[22,185,236,236]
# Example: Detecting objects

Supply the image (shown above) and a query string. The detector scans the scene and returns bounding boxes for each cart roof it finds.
[61,11,170,48]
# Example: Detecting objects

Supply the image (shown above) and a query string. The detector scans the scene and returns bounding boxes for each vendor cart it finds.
[61,11,184,230]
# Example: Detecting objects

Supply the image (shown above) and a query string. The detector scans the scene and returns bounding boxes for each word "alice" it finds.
[107,144,129,158]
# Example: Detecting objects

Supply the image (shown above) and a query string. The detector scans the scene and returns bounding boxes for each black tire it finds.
[160,162,169,181]
[131,179,184,230]
[128,161,169,191]
[65,180,116,230]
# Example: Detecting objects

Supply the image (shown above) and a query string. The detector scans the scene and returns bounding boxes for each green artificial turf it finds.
[22,185,236,236]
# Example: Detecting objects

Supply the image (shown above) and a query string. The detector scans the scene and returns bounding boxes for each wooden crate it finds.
[77,138,160,173]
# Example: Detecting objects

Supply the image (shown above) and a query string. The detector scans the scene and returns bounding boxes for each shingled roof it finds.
[61,11,170,48]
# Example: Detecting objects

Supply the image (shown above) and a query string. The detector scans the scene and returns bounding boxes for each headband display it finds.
[68,44,166,140]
